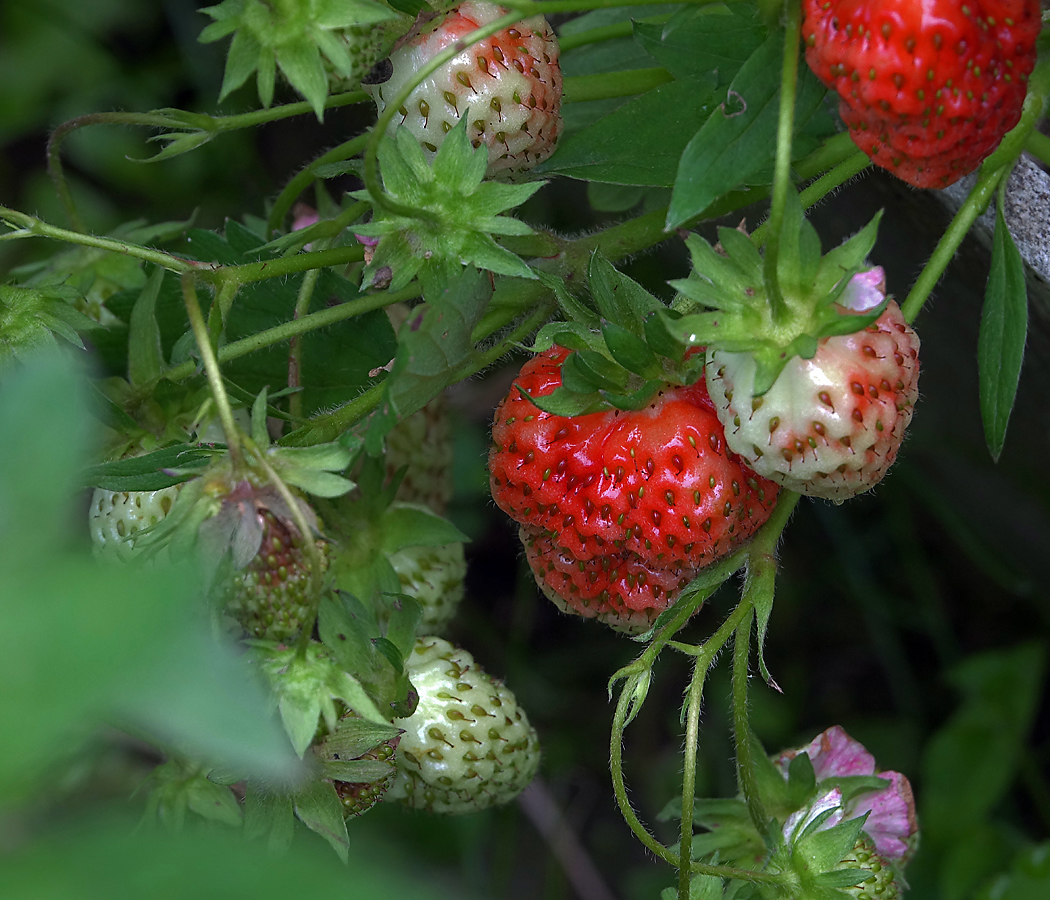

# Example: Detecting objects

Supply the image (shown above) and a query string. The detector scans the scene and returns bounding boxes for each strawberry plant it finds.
[1,1,1050,899]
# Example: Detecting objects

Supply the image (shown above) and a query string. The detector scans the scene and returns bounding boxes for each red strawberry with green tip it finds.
[802,0,1041,188]
[490,346,779,631]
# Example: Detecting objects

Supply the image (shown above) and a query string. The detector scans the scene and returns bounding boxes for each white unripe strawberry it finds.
[388,635,540,813]
[366,1,562,181]
[89,485,183,561]
[388,542,466,635]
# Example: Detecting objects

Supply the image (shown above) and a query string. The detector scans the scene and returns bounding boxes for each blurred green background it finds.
[1,2,1049,898]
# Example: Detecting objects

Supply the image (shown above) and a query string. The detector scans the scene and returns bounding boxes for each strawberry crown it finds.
[521,253,704,416]
[665,191,889,395]
[352,118,543,295]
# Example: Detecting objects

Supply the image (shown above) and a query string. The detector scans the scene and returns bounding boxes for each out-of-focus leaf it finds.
[922,643,1046,845]
[0,815,471,899]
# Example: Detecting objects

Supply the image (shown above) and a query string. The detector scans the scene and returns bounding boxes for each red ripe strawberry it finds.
[802,0,1041,188]
[519,524,698,632]
[365,1,562,181]
[490,347,779,631]
[706,269,920,502]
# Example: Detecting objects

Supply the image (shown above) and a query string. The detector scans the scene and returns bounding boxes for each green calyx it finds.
[199,0,409,117]
[667,192,888,396]
[520,254,703,417]
[353,120,543,293]
[0,284,97,366]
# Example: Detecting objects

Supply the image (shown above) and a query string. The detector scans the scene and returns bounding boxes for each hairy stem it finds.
[268,135,370,236]
[164,283,421,384]
[0,206,197,273]
[288,268,320,421]
[761,0,802,325]
[181,274,243,469]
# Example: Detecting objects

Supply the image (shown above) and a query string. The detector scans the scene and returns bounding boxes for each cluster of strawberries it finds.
[490,265,921,634]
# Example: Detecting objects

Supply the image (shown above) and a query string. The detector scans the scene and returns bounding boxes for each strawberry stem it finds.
[0,205,197,274]
[288,268,320,422]
[761,0,803,327]
[47,95,369,232]
[752,150,870,248]
[181,273,243,469]
[163,282,420,386]
[267,135,370,237]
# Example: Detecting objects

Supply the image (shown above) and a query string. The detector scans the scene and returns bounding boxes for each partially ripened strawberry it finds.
[365,1,562,181]
[490,346,779,631]
[802,0,1041,188]
[706,268,920,501]
[836,836,904,900]
[387,635,540,813]
[385,394,453,516]
[224,504,329,642]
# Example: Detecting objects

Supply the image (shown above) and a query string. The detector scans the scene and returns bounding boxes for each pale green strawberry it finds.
[388,635,539,813]
[89,484,184,562]
[387,540,466,635]
[385,394,453,516]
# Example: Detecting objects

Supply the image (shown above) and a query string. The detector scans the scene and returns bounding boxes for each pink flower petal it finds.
[847,769,918,862]
[840,266,887,312]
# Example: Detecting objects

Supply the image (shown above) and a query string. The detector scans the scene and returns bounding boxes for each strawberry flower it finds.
[776,725,918,862]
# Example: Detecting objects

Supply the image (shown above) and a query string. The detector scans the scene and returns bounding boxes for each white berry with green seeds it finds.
[388,635,540,813]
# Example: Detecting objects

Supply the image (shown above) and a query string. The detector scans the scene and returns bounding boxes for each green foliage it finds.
[355,124,542,293]
[199,0,405,117]
[978,200,1028,461]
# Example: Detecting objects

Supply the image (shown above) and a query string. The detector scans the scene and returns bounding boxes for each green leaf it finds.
[321,718,402,761]
[130,130,212,164]
[244,787,296,854]
[219,27,261,101]
[127,266,165,385]
[922,643,1046,847]
[276,36,329,120]
[381,505,469,552]
[666,36,827,229]
[978,203,1028,461]
[588,253,664,330]
[525,385,607,417]
[84,445,213,491]
[601,321,662,377]
[561,348,629,393]
[293,781,350,861]
[317,595,375,678]
[322,759,395,782]
[365,268,491,452]
[633,5,766,83]
[540,75,717,186]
